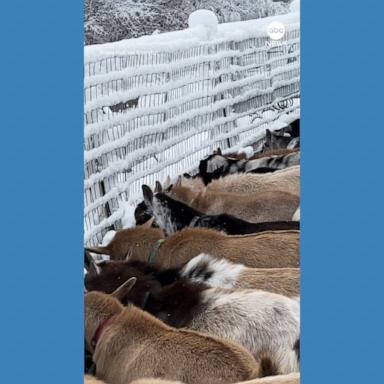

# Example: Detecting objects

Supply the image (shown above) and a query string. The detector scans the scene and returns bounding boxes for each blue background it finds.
[0,1,383,383]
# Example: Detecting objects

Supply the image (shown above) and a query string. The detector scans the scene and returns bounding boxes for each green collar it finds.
[148,238,165,266]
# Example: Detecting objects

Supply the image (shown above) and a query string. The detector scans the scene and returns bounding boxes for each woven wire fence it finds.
[84,14,300,246]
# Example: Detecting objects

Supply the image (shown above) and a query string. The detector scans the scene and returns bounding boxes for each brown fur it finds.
[206,166,300,197]
[85,291,263,384]
[130,380,184,384]
[235,268,300,297]
[129,373,299,384]
[84,375,107,384]
[169,185,299,223]
[86,227,300,269]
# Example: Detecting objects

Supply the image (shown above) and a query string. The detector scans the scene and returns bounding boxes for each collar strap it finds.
[148,239,165,267]
[91,316,115,349]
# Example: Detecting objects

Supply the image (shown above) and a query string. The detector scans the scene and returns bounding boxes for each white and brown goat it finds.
[181,253,300,297]
[85,279,267,384]
[85,262,300,374]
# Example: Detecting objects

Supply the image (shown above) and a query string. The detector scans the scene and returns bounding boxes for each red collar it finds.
[91,316,115,349]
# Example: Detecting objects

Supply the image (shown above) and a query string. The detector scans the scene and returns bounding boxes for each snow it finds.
[84,12,299,60]
[237,146,254,159]
[85,0,292,45]
[290,0,300,13]
[121,201,137,228]
[188,10,218,39]
[84,9,300,246]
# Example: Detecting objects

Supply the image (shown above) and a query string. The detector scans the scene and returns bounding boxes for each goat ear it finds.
[142,217,155,228]
[142,185,154,206]
[111,277,137,301]
[84,249,101,275]
[165,184,173,193]
[154,181,162,193]
[216,147,222,155]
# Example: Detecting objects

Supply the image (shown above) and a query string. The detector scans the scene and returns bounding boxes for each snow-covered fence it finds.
[84,11,300,246]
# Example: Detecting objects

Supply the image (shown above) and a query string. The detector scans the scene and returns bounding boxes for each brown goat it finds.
[181,254,300,297]
[206,166,300,197]
[168,184,299,223]
[86,226,300,269]
[85,280,269,384]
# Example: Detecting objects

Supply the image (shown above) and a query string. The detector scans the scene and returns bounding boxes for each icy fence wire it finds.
[84,15,300,246]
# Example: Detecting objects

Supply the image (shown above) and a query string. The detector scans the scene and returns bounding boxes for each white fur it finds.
[206,156,228,173]
[292,207,300,221]
[152,196,177,235]
[181,253,245,288]
[189,288,300,374]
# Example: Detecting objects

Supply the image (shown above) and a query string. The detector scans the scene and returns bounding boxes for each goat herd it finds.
[84,119,301,384]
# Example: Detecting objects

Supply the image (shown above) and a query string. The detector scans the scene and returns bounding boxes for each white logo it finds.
[267,21,285,40]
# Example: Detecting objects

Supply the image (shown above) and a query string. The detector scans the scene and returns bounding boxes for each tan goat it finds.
[181,254,300,297]
[206,166,300,197]
[85,279,269,384]
[168,184,299,223]
[130,373,300,384]
[86,226,300,269]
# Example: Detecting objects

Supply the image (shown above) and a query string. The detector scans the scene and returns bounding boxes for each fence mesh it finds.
[84,14,300,246]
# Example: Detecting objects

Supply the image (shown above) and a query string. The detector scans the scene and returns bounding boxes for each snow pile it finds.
[188,10,218,39]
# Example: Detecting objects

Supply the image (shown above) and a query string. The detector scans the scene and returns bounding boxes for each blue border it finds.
[302,1,384,383]
[0,1,83,382]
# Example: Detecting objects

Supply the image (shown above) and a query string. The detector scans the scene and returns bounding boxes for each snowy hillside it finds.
[85,0,292,45]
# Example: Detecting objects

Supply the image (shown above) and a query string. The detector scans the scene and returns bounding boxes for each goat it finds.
[206,166,300,196]
[85,279,268,384]
[142,185,299,235]
[85,226,300,269]
[130,373,300,384]
[85,265,300,374]
[198,148,300,185]
[181,254,300,297]
[168,183,299,223]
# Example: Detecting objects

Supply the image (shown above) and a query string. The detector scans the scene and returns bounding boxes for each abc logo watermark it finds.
[267,21,285,40]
